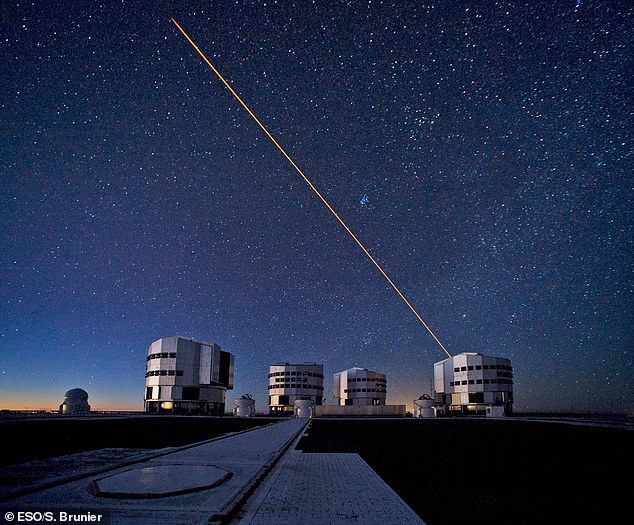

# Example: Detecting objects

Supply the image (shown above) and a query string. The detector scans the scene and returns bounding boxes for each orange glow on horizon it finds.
[1,397,143,412]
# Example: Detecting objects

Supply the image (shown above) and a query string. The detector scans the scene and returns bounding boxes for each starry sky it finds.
[1,1,632,413]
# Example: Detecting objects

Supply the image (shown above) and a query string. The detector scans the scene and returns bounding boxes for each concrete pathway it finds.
[235,451,426,525]
[2,418,426,525]
[2,419,307,525]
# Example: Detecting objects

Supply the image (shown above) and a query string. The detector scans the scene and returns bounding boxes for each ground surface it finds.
[296,418,633,525]
[2,416,631,524]
[0,415,273,466]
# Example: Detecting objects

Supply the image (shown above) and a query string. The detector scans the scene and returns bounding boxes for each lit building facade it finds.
[434,352,513,415]
[144,336,234,415]
[268,362,324,415]
[333,367,387,406]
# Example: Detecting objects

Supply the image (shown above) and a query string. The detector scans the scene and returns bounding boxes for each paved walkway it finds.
[2,419,307,525]
[236,451,426,524]
[1,418,426,525]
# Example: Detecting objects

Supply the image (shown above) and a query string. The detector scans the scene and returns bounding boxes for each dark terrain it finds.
[0,415,273,466]
[297,418,633,525]
[2,415,631,524]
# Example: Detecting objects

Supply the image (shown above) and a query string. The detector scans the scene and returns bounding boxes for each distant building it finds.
[268,362,324,415]
[412,394,435,418]
[233,394,256,417]
[59,388,90,415]
[315,404,405,417]
[144,336,234,415]
[333,367,387,406]
[434,352,513,416]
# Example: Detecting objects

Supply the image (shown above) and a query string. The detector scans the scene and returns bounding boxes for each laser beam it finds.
[170,18,452,359]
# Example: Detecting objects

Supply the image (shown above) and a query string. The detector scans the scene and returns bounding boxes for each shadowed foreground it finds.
[296,418,632,525]
[0,416,272,466]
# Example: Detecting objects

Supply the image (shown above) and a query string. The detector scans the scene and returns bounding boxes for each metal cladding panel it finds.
[451,354,463,367]
[333,372,341,398]
[227,353,234,389]
[212,344,221,383]
[148,339,162,356]
[159,386,172,400]
[199,345,213,385]
[434,362,445,393]
[171,386,182,400]
[199,386,226,403]
[161,337,178,354]
[176,338,199,383]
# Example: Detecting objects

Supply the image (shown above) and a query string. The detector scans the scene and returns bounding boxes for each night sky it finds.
[1,1,632,413]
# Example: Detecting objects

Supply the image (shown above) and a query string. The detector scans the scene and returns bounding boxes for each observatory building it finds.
[267,362,324,415]
[59,388,90,415]
[233,394,256,417]
[144,336,234,415]
[333,367,387,406]
[433,352,513,416]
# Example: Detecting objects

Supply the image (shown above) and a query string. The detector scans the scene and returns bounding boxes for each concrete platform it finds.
[89,464,232,498]
[235,451,426,524]
[2,419,307,525]
[1,418,426,524]
[0,448,158,501]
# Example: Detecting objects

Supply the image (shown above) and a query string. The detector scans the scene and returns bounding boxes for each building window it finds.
[475,365,482,370]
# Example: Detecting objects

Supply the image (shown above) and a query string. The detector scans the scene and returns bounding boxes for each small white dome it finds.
[59,388,90,415]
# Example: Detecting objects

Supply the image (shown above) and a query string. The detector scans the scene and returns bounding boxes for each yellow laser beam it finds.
[170,18,452,359]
